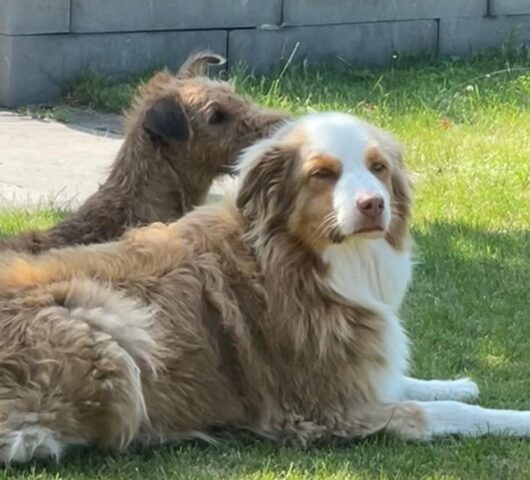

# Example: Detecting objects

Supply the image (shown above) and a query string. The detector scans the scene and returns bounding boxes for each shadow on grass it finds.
[405,221,529,373]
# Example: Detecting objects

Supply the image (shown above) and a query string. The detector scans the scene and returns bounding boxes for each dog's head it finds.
[236,112,412,252]
[127,52,288,176]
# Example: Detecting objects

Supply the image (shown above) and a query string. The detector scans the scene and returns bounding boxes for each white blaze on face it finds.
[300,113,392,236]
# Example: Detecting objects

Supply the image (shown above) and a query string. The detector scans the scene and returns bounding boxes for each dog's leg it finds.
[0,284,156,465]
[401,376,479,402]
[385,401,530,440]
[419,401,530,439]
[0,426,72,465]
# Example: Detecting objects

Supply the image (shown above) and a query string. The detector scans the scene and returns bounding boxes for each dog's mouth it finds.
[351,222,387,240]
[352,216,387,236]
[327,222,386,244]
[354,226,384,234]
[329,229,346,244]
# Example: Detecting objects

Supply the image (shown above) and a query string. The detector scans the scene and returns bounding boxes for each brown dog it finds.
[1,112,528,465]
[0,52,286,253]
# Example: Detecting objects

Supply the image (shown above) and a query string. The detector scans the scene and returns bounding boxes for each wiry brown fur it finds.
[0,116,422,464]
[0,52,286,254]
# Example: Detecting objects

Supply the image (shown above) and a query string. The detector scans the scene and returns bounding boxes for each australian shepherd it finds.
[0,112,529,464]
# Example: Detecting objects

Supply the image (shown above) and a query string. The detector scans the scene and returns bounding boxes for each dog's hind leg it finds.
[0,376,86,465]
[0,280,159,464]
[400,376,479,402]
[0,425,71,464]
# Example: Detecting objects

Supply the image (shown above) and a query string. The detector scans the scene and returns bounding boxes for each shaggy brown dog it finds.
[0,52,285,253]
[1,112,529,464]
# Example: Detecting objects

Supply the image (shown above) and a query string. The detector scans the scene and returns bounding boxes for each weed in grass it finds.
[16,105,73,123]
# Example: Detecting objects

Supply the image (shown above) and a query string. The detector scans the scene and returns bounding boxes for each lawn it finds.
[1,51,530,479]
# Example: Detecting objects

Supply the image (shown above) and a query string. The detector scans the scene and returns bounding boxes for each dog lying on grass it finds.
[0,52,285,253]
[1,112,529,465]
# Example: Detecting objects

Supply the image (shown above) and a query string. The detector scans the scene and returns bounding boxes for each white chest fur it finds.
[322,238,413,402]
[322,238,412,311]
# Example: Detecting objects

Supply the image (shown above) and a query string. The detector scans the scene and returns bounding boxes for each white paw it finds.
[437,378,480,402]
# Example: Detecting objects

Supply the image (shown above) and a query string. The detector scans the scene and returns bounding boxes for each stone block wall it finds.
[1,0,529,107]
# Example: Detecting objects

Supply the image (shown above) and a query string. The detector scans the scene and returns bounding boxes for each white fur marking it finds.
[300,113,392,236]
[402,377,480,402]
[1,427,64,464]
[322,237,412,403]
[417,401,530,439]
[323,238,412,312]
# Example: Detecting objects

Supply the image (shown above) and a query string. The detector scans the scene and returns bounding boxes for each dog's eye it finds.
[371,162,387,174]
[208,110,229,125]
[312,168,338,180]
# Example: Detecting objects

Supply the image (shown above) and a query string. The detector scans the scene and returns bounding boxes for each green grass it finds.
[2,51,530,479]
[15,105,74,124]
[0,208,66,237]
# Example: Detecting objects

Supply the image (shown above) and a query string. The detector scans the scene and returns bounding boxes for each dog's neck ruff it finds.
[322,237,412,313]
[322,237,413,403]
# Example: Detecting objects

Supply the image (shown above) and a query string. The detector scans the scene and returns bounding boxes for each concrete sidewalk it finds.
[0,108,123,208]
[0,108,228,210]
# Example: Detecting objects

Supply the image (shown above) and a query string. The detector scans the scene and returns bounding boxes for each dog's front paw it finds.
[442,377,480,402]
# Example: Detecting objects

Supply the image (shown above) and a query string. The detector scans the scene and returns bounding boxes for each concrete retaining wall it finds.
[1,0,530,107]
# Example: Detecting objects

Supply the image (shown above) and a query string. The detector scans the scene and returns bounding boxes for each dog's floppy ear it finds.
[384,137,413,249]
[144,94,191,141]
[236,144,298,230]
[382,134,412,213]
[372,126,412,217]
[177,51,226,79]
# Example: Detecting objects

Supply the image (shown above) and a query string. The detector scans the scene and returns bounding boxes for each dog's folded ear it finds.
[236,145,297,223]
[144,95,192,142]
[177,51,227,79]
